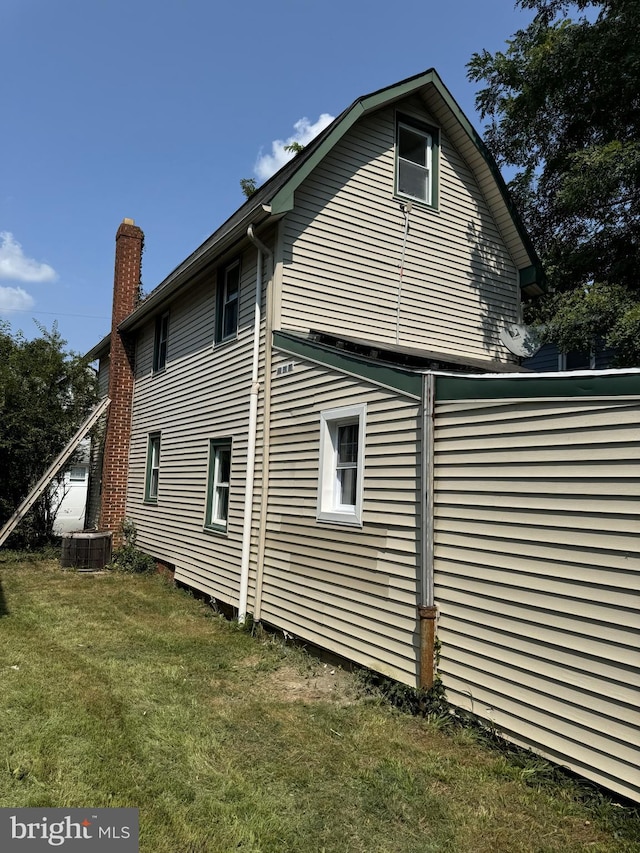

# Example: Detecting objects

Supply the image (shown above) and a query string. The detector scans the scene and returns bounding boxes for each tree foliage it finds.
[468,0,640,364]
[0,322,97,547]
[240,177,258,198]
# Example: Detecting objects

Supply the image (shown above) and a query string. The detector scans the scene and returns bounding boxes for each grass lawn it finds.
[0,554,638,853]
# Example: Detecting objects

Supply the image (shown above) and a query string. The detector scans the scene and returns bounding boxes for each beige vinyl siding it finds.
[126,249,267,611]
[260,351,421,685]
[280,98,518,364]
[433,394,640,802]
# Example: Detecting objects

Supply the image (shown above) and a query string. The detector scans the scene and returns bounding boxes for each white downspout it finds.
[238,224,272,624]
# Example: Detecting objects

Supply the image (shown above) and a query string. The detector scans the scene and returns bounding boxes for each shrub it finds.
[108,519,156,574]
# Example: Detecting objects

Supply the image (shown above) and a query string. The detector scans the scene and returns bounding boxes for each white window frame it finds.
[205,439,232,532]
[145,433,161,503]
[396,119,433,206]
[317,403,366,527]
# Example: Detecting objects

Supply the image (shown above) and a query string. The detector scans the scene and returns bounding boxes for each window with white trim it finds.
[145,433,161,503]
[205,439,231,532]
[395,116,438,207]
[317,404,366,526]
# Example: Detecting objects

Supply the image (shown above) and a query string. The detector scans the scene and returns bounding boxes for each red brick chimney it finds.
[99,218,144,542]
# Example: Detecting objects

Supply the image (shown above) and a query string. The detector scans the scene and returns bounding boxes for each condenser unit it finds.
[61,531,112,571]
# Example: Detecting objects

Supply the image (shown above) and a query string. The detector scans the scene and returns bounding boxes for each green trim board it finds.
[273,331,423,399]
[436,371,640,401]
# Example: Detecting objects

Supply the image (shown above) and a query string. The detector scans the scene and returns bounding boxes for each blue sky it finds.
[1,0,535,355]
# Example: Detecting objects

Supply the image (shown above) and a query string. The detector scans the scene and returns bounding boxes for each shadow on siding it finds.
[466,218,515,358]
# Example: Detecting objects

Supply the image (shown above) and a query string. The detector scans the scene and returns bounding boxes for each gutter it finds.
[238,225,272,624]
[418,372,437,688]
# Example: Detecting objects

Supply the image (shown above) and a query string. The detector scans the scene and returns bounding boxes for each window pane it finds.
[337,467,357,507]
[214,485,229,523]
[225,265,240,297]
[337,423,358,464]
[398,160,428,201]
[150,468,159,499]
[399,125,428,166]
[216,448,231,484]
[222,301,238,339]
[566,350,591,370]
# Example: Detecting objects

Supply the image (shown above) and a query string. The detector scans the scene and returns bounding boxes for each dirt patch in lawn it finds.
[259,662,358,705]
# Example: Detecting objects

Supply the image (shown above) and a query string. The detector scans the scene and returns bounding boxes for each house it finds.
[51,440,90,535]
[86,70,639,802]
[524,341,616,371]
[87,66,541,670]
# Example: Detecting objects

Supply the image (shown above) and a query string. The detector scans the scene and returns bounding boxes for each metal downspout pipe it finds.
[238,225,272,624]
[419,372,437,688]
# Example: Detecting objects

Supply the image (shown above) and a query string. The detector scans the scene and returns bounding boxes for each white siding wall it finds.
[125,251,267,610]
[433,394,640,802]
[280,98,518,363]
[261,351,422,685]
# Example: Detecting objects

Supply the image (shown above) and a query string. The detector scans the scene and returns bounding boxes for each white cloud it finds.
[0,231,58,283]
[254,113,335,182]
[0,285,35,312]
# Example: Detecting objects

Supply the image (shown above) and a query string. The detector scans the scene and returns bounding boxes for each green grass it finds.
[0,555,638,852]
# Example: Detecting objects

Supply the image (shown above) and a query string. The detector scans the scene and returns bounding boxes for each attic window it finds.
[395,116,438,207]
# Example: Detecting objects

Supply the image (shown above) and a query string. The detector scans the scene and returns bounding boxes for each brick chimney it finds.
[99,218,144,542]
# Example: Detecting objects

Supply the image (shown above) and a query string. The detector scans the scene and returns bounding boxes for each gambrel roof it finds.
[108,69,542,342]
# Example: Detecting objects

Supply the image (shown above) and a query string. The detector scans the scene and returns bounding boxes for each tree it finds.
[0,322,97,547]
[239,177,258,199]
[468,0,640,364]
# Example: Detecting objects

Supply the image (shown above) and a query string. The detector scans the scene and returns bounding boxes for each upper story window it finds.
[395,116,438,208]
[153,311,169,372]
[317,403,366,527]
[145,432,161,503]
[216,260,240,343]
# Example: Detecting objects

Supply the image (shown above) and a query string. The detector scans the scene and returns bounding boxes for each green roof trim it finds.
[436,371,640,401]
[273,331,422,399]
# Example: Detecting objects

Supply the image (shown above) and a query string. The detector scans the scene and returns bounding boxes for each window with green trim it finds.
[205,439,232,531]
[215,260,240,343]
[153,311,169,372]
[145,433,161,503]
[395,115,438,208]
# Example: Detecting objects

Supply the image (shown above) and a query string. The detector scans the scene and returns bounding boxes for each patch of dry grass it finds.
[0,556,637,852]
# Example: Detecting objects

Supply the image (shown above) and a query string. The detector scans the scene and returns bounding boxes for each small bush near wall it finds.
[107,519,156,574]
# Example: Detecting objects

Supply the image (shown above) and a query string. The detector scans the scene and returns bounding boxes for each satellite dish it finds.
[499,323,542,358]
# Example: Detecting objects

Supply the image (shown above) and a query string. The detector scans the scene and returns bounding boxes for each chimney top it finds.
[122,217,135,225]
